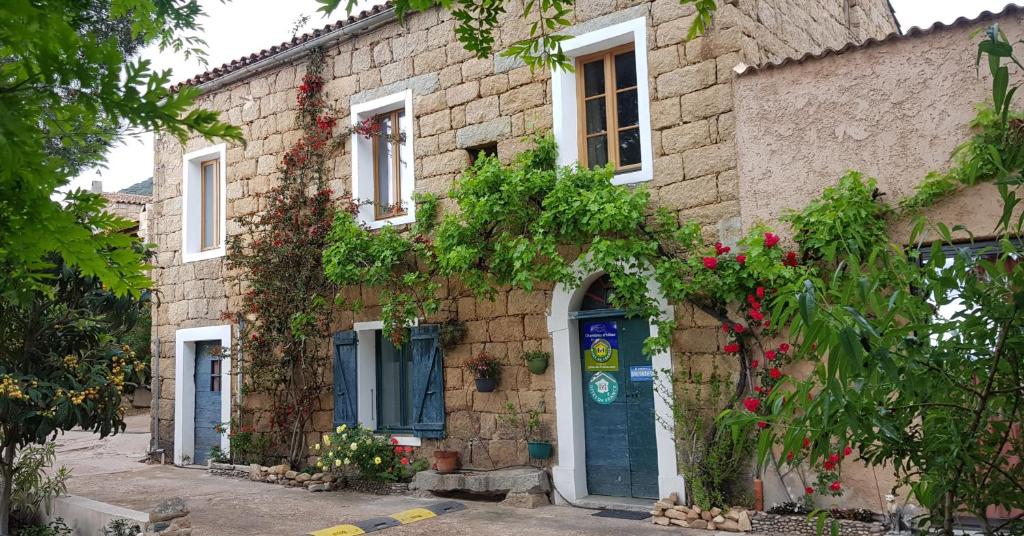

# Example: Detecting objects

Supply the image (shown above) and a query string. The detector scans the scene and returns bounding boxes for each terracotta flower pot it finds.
[753,478,764,511]
[434,450,460,474]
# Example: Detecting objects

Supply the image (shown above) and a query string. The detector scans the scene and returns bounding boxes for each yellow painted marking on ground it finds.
[390,508,437,524]
[308,524,366,536]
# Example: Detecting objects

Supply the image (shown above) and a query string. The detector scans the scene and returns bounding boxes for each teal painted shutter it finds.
[333,331,358,428]
[410,325,445,438]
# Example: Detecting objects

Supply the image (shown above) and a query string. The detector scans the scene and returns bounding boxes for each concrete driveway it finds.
[52,415,714,536]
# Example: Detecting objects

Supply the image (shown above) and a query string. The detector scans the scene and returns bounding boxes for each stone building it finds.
[98,178,152,241]
[147,0,954,510]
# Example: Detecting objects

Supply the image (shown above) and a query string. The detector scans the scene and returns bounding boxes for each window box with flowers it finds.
[465,352,501,392]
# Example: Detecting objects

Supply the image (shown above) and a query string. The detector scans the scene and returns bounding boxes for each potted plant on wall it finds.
[500,402,553,461]
[465,352,500,392]
[522,350,549,375]
[524,408,552,460]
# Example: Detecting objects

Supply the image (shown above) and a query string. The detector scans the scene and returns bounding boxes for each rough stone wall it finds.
[150,0,897,472]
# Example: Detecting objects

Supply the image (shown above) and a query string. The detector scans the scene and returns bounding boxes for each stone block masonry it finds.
[149,0,897,476]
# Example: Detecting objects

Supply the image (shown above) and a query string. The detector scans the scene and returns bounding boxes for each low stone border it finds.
[37,495,192,536]
[346,478,410,496]
[209,462,339,492]
[750,513,886,536]
[651,494,752,532]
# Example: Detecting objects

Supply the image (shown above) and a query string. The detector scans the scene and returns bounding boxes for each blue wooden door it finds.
[580,316,658,499]
[193,341,222,465]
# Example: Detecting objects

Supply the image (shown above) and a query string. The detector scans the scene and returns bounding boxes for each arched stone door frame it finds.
[547,268,685,502]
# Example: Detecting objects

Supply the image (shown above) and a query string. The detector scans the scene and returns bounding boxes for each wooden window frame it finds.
[372,109,406,220]
[199,158,220,251]
[575,43,641,173]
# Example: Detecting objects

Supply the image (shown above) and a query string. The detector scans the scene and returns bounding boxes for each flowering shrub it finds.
[311,424,427,482]
[464,352,501,379]
[226,47,348,466]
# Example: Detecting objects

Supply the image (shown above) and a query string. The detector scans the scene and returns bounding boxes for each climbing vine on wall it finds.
[226,47,346,466]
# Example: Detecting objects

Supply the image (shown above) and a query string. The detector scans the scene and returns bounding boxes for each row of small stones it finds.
[651,493,753,532]
[209,462,338,492]
[749,514,887,536]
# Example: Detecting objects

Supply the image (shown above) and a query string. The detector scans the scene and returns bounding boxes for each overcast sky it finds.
[69,0,1017,194]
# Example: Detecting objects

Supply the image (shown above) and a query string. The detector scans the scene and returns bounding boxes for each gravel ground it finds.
[52,415,732,536]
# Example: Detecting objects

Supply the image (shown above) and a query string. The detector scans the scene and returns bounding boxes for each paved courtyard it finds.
[53,415,722,536]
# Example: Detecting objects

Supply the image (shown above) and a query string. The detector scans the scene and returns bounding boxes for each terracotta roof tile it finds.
[172,2,394,91]
[103,192,151,205]
[739,2,1023,75]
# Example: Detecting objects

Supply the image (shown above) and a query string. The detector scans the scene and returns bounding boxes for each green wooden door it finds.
[580,315,659,499]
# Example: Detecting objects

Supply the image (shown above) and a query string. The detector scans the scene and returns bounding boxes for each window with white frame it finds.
[552,17,653,185]
[351,90,415,228]
[182,144,227,263]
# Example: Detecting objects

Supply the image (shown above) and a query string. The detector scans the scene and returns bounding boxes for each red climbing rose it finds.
[743,397,760,412]
[736,255,746,264]
[830,481,842,492]
[769,367,782,380]
[783,251,798,266]
[703,257,718,269]
[765,350,777,361]
[844,446,853,457]
[764,232,780,247]
[805,486,815,495]
[715,242,731,255]
[724,343,740,353]
[779,343,790,353]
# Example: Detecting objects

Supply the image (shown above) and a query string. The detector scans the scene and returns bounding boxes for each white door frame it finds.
[547,270,685,502]
[174,324,232,465]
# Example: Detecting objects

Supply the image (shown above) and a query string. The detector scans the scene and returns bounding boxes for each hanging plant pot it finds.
[474,377,497,392]
[433,450,460,474]
[527,441,552,460]
[525,354,549,375]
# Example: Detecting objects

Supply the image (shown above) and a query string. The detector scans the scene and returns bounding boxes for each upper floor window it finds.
[551,17,653,185]
[577,45,640,172]
[182,144,226,263]
[372,109,407,220]
[351,90,416,229]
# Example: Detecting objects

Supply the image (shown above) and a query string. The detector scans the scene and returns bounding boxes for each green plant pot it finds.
[527,441,552,460]
[474,377,497,392]
[526,355,549,374]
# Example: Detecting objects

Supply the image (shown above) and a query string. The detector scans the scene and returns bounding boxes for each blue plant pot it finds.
[474,377,497,392]
[527,441,552,460]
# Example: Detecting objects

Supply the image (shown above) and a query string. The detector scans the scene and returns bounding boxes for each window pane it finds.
[377,331,403,428]
[587,135,608,168]
[584,98,607,134]
[619,128,641,167]
[201,163,216,249]
[615,50,637,89]
[375,115,392,213]
[583,60,605,97]
[616,89,639,128]
[396,110,406,182]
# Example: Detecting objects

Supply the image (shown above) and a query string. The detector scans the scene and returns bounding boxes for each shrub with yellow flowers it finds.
[311,424,427,482]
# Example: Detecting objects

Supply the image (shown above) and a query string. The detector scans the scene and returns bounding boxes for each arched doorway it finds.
[577,276,658,498]
[547,270,684,504]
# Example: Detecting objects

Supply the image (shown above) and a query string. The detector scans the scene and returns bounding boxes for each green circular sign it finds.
[590,338,613,362]
[588,372,619,405]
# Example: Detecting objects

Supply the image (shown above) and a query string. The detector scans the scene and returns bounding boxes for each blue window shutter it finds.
[332,331,358,428]
[410,325,445,438]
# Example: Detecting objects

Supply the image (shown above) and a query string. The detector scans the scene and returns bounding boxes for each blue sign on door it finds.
[629,365,654,382]
[583,321,619,371]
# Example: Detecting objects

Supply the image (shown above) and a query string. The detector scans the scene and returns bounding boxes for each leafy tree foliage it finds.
[315,0,717,70]
[0,0,242,302]
[0,253,149,535]
[722,29,1024,534]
